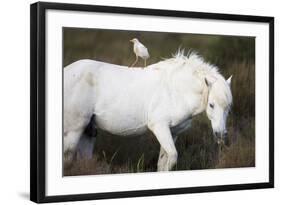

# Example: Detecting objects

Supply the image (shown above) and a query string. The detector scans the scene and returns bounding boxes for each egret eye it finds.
[209,103,214,109]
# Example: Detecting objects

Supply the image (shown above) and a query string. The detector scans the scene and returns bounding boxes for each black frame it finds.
[30,2,274,203]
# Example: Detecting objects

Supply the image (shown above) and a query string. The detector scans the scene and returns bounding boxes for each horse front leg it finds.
[148,123,178,171]
[157,135,178,171]
[157,147,167,171]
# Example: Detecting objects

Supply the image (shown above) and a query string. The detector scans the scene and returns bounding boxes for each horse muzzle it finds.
[213,130,230,146]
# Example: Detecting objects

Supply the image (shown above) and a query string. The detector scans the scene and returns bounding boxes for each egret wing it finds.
[137,44,149,59]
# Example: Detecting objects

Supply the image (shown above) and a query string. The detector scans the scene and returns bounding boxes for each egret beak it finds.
[130,39,134,43]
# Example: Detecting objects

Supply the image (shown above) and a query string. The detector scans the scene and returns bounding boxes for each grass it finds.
[64,114,255,176]
[63,28,255,176]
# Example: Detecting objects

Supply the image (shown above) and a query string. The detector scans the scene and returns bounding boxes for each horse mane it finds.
[149,49,220,78]
[149,49,232,109]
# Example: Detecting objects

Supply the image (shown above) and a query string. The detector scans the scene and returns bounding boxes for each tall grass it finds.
[63,28,255,176]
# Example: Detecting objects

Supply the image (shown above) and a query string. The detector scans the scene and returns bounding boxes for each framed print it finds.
[30,2,274,203]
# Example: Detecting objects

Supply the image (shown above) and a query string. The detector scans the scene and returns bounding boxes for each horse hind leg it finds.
[64,129,84,164]
[76,115,97,160]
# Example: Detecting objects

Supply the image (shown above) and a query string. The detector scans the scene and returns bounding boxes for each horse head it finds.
[205,75,233,146]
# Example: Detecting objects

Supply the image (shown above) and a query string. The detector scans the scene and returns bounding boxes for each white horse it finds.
[64,51,233,171]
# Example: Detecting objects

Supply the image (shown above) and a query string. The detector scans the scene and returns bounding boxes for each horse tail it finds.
[83,115,97,138]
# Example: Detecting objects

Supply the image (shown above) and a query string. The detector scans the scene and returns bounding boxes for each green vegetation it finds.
[63,28,255,176]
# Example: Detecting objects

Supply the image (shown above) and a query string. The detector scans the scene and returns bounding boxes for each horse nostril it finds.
[224,136,230,147]
[223,131,228,137]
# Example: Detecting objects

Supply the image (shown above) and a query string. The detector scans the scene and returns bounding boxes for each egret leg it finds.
[144,59,147,68]
[130,55,138,67]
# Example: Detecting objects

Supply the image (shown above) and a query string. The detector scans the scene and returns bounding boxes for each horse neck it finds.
[169,69,209,117]
[192,82,209,116]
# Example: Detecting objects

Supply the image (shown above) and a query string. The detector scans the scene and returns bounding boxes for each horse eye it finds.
[209,103,214,109]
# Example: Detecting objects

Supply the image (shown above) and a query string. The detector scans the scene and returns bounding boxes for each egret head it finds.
[205,75,233,146]
[130,38,139,43]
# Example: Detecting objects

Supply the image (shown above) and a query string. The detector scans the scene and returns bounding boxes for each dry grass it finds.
[63,28,255,176]
[64,115,255,176]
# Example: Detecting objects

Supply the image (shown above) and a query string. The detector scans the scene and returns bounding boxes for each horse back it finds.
[64,59,160,134]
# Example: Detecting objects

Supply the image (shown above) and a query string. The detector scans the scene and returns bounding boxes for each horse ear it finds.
[226,75,232,85]
[205,75,216,87]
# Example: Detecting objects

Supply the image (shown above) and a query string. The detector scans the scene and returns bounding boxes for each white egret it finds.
[130,38,150,67]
